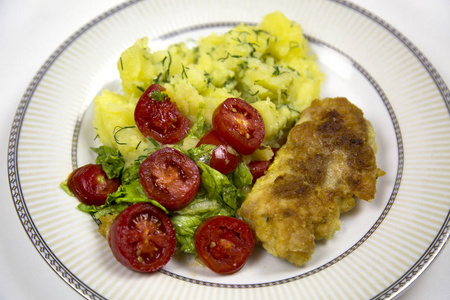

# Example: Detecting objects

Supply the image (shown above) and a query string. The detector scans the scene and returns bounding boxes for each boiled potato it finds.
[94,11,324,164]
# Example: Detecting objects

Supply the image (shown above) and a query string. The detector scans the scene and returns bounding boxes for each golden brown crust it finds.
[238,97,384,266]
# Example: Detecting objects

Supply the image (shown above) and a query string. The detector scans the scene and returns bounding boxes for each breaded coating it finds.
[238,97,385,266]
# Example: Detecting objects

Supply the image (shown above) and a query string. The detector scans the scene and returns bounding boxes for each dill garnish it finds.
[113,126,136,145]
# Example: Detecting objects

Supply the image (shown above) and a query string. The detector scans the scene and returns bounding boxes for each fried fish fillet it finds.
[238,97,385,266]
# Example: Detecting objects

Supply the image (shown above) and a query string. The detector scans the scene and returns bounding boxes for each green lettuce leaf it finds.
[175,191,232,217]
[77,180,168,219]
[169,191,233,254]
[60,180,74,197]
[106,180,168,213]
[228,162,253,188]
[196,161,229,201]
[184,144,216,164]
[120,155,148,185]
[91,145,125,179]
[78,202,130,219]
[185,102,208,139]
[169,162,238,254]
[170,214,203,253]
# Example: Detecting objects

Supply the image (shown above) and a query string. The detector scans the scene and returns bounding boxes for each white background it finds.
[1,0,449,299]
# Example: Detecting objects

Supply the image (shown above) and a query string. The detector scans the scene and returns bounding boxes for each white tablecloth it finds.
[1,1,449,299]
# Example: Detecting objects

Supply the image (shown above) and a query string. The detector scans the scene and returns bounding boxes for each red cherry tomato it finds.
[108,202,176,273]
[194,216,254,274]
[139,147,200,210]
[67,164,120,206]
[134,84,190,144]
[212,98,265,155]
[248,148,278,183]
[248,160,272,183]
[196,129,241,174]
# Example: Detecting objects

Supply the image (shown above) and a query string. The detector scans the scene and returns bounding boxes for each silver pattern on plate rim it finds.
[7,0,450,299]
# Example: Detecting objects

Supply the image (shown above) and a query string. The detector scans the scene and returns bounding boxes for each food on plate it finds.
[67,164,120,206]
[196,129,242,174]
[134,83,190,144]
[247,148,278,183]
[212,97,265,155]
[194,216,254,274]
[108,202,176,272]
[62,11,384,274]
[238,97,385,266]
[92,11,323,165]
[139,147,200,211]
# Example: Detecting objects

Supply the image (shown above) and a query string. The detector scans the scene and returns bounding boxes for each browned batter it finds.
[238,97,385,266]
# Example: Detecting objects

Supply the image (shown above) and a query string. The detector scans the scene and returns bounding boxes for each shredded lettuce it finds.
[168,162,253,254]
[184,144,215,164]
[120,155,148,184]
[228,162,253,188]
[197,161,229,202]
[60,180,74,197]
[71,142,254,256]
[78,203,130,219]
[170,215,203,253]
[91,145,125,179]
[169,190,233,254]
[78,180,168,219]
[185,103,208,139]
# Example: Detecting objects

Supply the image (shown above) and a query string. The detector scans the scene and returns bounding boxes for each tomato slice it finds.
[108,202,176,272]
[248,160,272,183]
[134,83,190,144]
[194,216,254,274]
[139,147,200,210]
[197,129,241,174]
[248,148,278,183]
[67,164,120,206]
[212,98,265,155]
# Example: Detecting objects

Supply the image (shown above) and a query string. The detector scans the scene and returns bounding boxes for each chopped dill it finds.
[164,52,173,82]
[273,66,281,76]
[289,41,299,49]
[159,52,173,83]
[113,126,136,145]
[218,53,242,62]
[149,90,168,102]
[148,137,160,148]
[253,29,270,35]
[181,63,189,79]
[155,72,163,83]
[135,141,142,150]
[204,71,212,85]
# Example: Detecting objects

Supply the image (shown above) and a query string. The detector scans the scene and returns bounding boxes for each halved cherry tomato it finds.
[248,148,278,183]
[196,129,241,174]
[139,147,200,210]
[67,164,120,206]
[212,98,265,155]
[248,160,272,184]
[194,216,254,274]
[108,202,176,273]
[134,84,190,144]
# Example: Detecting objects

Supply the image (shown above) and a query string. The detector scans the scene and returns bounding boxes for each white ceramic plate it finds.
[8,0,450,299]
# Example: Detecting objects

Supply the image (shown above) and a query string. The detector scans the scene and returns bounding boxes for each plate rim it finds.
[7,0,450,299]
